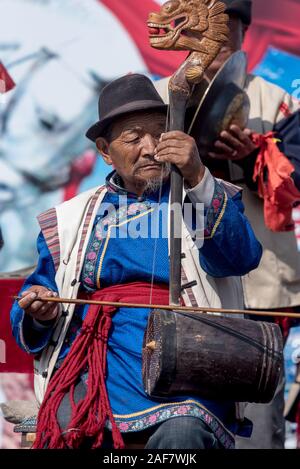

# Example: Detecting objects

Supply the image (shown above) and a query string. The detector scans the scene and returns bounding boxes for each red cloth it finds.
[99,0,186,77]
[0,278,33,373]
[97,0,300,76]
[244,0,300,72]
[33,282,169,449]
[98,0,300,76]
[252,132,300,232]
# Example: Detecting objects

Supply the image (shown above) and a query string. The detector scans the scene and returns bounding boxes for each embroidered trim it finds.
[18,400,234,449]
[14,416,37,433]
[204,182,226,239]
[210,192,228,239]
[75,186,106,277]
[38,208,60,271]
[96,209,154,289]
[113,401,235,449]
[81,199,152,290]
[106,170,139,198]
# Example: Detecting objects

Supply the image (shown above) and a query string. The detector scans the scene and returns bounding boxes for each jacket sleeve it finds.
[10,231,58,354]
[186,171,262,278]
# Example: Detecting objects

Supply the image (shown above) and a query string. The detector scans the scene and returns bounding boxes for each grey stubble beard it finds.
[142,163,171,195]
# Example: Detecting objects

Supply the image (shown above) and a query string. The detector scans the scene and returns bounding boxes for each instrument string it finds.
[149,105,170,306]
[171,310,282,355]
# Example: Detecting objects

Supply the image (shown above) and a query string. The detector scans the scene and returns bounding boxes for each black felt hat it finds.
[86,74,168,142]
[224,0,252,26]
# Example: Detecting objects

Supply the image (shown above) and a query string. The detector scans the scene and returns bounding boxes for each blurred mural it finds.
[1,0,300,449]
[0,0,170,272]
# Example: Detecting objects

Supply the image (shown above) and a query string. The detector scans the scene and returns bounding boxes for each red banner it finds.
[0,278,33,373]
[100,0,300,76]
[100,0,186,77]
[244,0,300,71]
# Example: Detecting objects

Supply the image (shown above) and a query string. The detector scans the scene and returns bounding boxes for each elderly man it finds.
[156,0,300,450]
[11,73,262,449]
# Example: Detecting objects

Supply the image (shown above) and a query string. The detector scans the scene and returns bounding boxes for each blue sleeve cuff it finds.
[16,308,54,354]
[10,231,58,355]
[184,167,215,208]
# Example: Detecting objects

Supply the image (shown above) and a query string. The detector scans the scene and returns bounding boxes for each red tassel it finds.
[252,132,300,232]
[33,282,169,449]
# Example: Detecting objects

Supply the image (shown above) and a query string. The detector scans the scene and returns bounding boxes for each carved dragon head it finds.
[148,0,229,52]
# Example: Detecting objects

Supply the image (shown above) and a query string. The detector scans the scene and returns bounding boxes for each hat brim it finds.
[86,100,168,142]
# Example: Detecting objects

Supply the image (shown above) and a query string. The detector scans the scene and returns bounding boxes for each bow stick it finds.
[13,296,300,319]
[148,1,230,305]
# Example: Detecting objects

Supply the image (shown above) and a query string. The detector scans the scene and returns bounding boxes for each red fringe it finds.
[252,132,300,232]
[33,282,169,449]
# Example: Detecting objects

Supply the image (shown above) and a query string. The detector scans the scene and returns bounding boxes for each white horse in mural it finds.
[0,0,147,272]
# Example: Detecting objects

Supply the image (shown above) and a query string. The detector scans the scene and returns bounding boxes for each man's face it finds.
[98,111,168,193]
[205,16,246,81]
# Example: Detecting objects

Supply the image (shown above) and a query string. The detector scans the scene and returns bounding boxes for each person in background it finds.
[155,0,300,450]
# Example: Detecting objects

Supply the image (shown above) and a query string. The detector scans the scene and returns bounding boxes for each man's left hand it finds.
[208,125,258,160]
[154,131,205,188]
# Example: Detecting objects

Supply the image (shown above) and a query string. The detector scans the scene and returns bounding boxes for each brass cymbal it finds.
[186,51,249,157]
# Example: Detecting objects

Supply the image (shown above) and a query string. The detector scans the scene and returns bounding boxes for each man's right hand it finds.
[18,286,59,323]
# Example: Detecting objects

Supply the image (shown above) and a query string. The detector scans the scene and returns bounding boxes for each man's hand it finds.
[18,286,59,323]
[208,125,258,160]
[154,131,205,188]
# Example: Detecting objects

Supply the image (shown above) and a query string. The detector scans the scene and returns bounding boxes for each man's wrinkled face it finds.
[97,111,169,193]
[205,16,247,81]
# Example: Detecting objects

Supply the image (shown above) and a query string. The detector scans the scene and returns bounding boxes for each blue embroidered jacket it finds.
[10,172,262,448]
